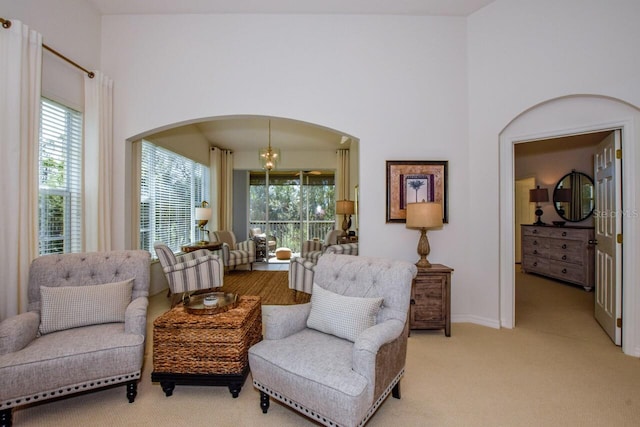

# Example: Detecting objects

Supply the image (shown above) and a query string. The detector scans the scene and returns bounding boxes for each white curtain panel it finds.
[337,148,350,200]
[84,72,114,252]
[0,21,42,319]
[210,147,234,231]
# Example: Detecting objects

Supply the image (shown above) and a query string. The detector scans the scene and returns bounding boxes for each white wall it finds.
[466,0,640,326]
[0,0,101,110]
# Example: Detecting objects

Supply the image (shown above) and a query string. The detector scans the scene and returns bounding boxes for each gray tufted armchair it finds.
[0,251,150,426]
[250,254,417,427]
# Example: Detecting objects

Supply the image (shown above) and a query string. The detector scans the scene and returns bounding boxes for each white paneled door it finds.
[594,130,622,345]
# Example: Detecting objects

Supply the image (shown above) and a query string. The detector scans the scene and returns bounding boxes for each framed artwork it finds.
[386,160,448,223]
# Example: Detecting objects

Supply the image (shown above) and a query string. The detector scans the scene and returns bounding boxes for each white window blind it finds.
[38,98,83,255]
[140,141,209,255]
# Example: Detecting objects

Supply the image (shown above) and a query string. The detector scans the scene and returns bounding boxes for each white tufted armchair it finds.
[0,251,150,426]
[250,254,417,427]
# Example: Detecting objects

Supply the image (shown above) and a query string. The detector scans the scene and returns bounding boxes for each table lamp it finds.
[195,201,212,245]
[336,200,355,238]
[406,201,443,268]
[529,186,549,225]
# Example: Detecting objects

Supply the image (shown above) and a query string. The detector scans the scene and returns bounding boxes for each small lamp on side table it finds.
[195,201,212,245]
[336,200,355,239]
[406,201,443,268]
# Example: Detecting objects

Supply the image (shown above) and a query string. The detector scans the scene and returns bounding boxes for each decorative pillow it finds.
[39,279,133,335]
[307,283,383,342]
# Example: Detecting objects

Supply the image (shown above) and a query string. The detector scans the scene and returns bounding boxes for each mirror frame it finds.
[553,170,595,222]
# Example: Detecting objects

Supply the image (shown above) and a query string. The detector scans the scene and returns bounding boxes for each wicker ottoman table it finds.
[151,295,262,398]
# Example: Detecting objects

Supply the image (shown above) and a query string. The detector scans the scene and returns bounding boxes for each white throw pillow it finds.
[307,283,383,342]
[39,279,133,335]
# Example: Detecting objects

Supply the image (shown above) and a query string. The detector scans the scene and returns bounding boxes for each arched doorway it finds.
[498,95,640,356]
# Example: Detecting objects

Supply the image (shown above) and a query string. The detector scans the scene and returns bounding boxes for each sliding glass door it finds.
[249,170,335,254]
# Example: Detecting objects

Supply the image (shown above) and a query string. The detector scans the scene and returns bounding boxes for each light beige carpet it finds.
[218,270,310,305]
[10,269,640,426]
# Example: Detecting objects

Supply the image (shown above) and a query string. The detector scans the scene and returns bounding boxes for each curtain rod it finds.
[1,17,94,78]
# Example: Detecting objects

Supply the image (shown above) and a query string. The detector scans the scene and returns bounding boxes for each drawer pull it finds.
[410,299,415,305]
[562,255,567,260]
[533,250,538,255]
[533,240,538,246]
[533,262,538,267]
[562,231,567,236]
[562,244,567,249]
[562,268,567,274]
[533,229,538,234]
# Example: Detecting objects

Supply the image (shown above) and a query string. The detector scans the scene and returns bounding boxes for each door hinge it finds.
[616,149,622,159]
[617,234,623,244]
[617,318,622,328]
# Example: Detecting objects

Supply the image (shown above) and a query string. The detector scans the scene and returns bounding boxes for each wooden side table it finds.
[181,241,223,253]
[410,264,453,336]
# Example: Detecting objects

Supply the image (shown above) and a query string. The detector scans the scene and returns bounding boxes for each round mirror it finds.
[553,170,595,222]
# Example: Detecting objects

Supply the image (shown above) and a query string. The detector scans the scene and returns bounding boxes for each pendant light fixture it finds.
[259,120,280,171]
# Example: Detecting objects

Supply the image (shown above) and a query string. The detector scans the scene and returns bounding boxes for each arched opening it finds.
[498,95,640,356]
[126,114,359,265]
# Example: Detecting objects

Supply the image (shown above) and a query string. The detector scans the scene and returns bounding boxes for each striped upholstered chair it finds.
[289,242,358,300]
[153,242,224,298]
[300,229,342,264]
[212,230,256,271]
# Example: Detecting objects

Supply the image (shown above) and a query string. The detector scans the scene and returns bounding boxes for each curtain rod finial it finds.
[1,18,12,28]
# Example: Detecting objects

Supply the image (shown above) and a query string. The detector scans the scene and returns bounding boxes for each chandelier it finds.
[259,120,280,171]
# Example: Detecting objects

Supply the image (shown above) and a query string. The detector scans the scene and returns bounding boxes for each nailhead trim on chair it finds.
[253,368,404,427]
[0,372,140,410]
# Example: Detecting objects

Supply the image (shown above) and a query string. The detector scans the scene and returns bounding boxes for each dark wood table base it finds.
[151,367,249,398]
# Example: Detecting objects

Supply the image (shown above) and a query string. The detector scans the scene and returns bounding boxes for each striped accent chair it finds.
[301,229,342,264]
[212,231,256,271]
[289,242,358,300]
[153,242,224,295]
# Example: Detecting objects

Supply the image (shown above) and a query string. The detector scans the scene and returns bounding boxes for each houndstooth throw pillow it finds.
[39,279,133,335]
[307,283,383,342]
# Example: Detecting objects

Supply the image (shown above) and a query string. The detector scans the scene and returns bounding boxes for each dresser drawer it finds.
[522,257,549,273]
[522,226,552,237]
[547,227,590,241]
[548,261,586,284]
[549,239,584,265]
[522,236,549,256]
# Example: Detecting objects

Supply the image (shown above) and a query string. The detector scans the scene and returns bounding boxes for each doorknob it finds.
[588,239,598,245]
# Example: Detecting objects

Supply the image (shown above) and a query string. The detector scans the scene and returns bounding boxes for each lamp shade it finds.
[555,188,572,202]
[529,187,549,203]
[406,202,443,229]
[195,207,212,221]
[336,200,355,215]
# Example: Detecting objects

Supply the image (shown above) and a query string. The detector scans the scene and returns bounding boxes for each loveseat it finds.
[0,250,150,426]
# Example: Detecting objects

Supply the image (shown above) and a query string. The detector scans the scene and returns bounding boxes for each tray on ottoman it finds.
[152,295,262,397]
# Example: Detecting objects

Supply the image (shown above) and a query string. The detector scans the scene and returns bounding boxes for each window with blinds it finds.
[39,98,83,255]
[140,141,209,255]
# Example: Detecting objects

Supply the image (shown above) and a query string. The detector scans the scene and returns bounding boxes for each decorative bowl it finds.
[203,295,219,307]
[552,221,566,226]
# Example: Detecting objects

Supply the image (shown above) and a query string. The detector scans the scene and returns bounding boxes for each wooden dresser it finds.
[521,225,595,290]
[410,264,453,336]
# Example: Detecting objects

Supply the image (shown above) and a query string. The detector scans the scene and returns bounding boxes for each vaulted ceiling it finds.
[89,0,496,151]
